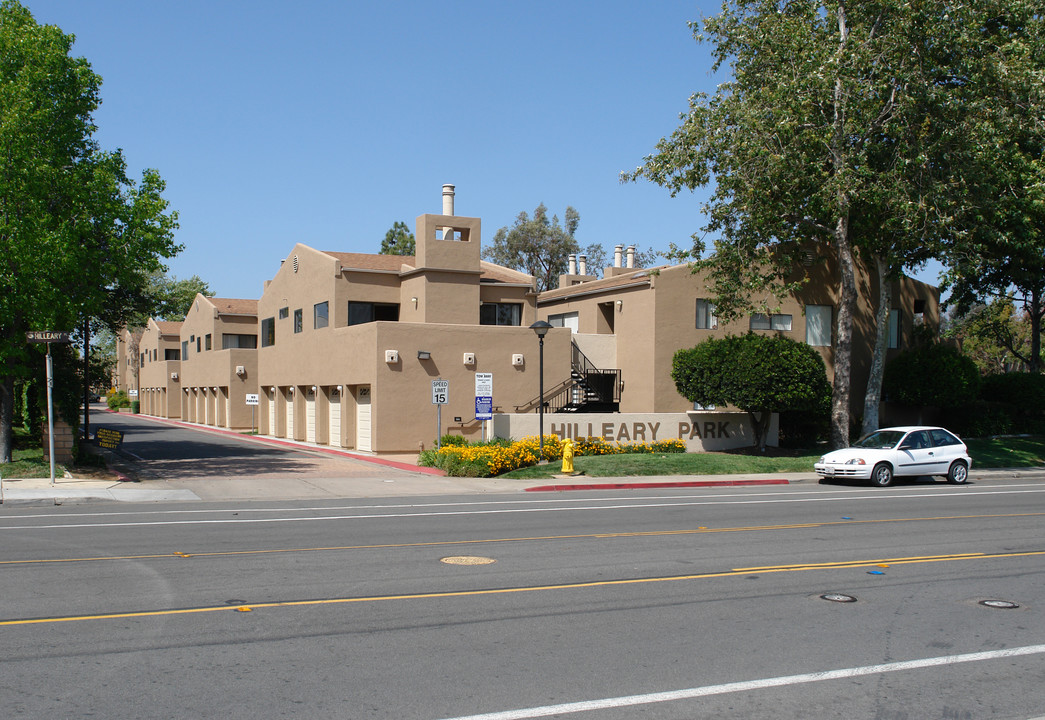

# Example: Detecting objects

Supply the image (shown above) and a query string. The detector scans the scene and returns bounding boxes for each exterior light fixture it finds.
[616,300,623,310]
[529,320,553,458]
[417,350,432,360]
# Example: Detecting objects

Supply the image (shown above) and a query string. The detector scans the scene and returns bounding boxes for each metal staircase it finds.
[515,341,621,414]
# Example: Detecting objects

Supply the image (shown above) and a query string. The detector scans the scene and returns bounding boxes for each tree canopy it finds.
[672,334,831,451]
[379,220,415,256]
[483,204,580,293]
[0,1,179,461]
[625,0,1024,447]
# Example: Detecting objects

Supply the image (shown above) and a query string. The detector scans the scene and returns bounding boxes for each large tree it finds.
[940,3,1044,373]
[625,1,979,448]
[0,1,179,462]
[484,204,580,292]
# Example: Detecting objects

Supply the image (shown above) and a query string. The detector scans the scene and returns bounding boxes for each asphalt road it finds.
[2,480,1044,718]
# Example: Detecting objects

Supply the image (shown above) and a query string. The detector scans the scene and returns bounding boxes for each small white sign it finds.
[245,393,259,406]
[432,379,449,405]
[474,372,493,397]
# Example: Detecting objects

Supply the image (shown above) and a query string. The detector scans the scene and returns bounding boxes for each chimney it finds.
[578,255,587,276]
[614,244,623,268]
[568,254,577,275]
[442,184,455,216]
[626,245,635,268]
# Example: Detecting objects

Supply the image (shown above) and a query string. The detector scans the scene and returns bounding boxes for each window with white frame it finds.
[750,313,792,331]
[695,299,717,329]
[805,305,832,346]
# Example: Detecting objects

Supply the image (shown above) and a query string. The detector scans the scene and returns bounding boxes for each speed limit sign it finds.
[431,379,449,404]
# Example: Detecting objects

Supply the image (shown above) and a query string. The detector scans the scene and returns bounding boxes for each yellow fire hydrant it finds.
[561,438,575,475]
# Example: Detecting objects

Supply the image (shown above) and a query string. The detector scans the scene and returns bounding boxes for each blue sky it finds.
[26,0,942,301]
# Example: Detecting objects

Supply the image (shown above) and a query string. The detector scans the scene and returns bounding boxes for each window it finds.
[480,302,522,326]
[805,305,832,346]
[222,334,258,349]
[348,301,400,325]
[140,353,145,366]
[549,311,579,332]
[314,301,329,329]
[165,349,180,360]
[695,299,717,330]
[750,313,792,331]
[181,340,189,358]
[888,309,901,349]
[196,337,201,352]
[205,334,212,351]
[293,309,303,333]
[261,318,275,347]
[278,307,289,320]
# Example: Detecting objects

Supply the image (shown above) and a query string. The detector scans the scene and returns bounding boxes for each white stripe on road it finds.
[4,487,1045,530]
[437,644,1045,720]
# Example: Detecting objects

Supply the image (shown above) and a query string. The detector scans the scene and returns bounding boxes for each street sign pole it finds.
[45,342,56,486]
[26,332,72,487]
[431,379,449,449]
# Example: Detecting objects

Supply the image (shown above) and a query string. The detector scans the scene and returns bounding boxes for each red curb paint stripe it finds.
[524,479,790,492]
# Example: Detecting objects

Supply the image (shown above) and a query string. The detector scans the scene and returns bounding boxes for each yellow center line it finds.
[2,548,1044,628]
[1,511,1043,566]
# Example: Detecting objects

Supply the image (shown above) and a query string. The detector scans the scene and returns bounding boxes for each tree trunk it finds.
[0,375,13,464]
[862,254,891,436]
[829,1,855,450]
[1029,287,1041,374]
[749,410,771,452]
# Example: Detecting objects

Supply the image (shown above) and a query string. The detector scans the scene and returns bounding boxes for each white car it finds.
[815,426,972,487]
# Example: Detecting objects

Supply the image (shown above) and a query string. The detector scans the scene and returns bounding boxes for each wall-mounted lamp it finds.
[616,300,623,311]
[271,386,277,393]
[411,297,418,308]
[417,350,432,360]
[311,385,317,392]
[289,386,295,394]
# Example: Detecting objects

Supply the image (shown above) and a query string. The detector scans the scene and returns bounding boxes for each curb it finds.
[525,478,791,492]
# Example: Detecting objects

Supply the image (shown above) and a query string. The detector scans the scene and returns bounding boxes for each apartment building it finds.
[137,319,183,418]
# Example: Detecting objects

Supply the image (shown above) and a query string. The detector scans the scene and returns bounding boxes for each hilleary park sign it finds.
[493,412,774,452]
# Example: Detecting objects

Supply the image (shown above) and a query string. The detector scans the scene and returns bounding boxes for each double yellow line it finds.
[3,548,1043,628]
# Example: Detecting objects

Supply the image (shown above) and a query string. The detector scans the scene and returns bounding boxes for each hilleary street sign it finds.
[26,331,72,343]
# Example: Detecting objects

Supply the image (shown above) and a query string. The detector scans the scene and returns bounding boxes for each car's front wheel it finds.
[947,460,969,484]
[870,463,894,487]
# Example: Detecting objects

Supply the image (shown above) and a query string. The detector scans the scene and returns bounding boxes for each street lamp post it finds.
[529,320,552,460]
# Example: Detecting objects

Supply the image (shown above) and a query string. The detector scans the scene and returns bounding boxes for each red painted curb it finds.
[525,478,790,492]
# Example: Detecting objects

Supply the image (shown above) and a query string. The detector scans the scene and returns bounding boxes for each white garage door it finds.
[356,386,371,452]
[286,393,295,440]
[268,389,276,436]
[329,390,341,447]
[305,390,316,443]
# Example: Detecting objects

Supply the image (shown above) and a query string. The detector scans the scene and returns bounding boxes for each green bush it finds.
[883,343,980,409]
[131,400,140,414]
[437,433,468,447]
[107,390,130,410]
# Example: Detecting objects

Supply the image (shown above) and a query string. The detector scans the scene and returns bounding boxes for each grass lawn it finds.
[0,428,112,480]
[499,435,1045,480]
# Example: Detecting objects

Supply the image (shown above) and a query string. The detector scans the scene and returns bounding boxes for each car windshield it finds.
[852,430,905,450]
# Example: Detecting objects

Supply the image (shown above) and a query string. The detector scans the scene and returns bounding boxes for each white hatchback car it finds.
[815,426,972,487]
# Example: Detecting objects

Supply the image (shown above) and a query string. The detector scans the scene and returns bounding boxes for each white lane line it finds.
[6,484,1043,521]
[4,488,1045,530]
[437,644,1045,720]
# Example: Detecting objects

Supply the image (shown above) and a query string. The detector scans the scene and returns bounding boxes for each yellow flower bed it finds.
[423,435,686,477]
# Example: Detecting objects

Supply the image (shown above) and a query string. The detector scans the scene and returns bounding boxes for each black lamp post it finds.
[529,320,552,459]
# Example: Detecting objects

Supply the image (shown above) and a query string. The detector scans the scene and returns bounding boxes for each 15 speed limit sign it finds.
[431,379,449,404]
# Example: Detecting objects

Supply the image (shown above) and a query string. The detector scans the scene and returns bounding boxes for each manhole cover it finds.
[979,599,1020,609]
[820,593,858,603]
[440,556,496,566]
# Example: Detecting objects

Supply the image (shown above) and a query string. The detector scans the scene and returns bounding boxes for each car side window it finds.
[905,431,930,450]
[929,429,958,447]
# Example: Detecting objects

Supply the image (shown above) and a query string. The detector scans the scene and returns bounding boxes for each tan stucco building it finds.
[138,319,183,418]
[174,295,260,430]
[536,246,939,421]
[255,206,571,452]
[128,187,940,453]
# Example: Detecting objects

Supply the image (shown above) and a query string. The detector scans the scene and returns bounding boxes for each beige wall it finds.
[138,320,182,418]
